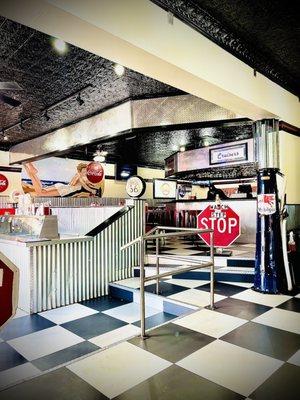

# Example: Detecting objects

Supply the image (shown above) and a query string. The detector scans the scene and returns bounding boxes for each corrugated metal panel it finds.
[30,200,144,312]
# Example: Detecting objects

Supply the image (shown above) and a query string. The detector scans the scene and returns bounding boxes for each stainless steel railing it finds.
[121,226,215,339]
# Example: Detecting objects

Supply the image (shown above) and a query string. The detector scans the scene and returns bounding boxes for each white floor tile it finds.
[165,279,210,288]
[288,350,300,366]
[68,341,171,398]
[174,309,247,338]
[8,326,84,361]
[232,289,291,307]
[177,340,282,396]
[103,302,161,323]
[168,289,225,307]
[252,308,300,335]
[115,278,155,289]
[0,363,40,390]
[89,324,140,348]
[13,308,29,319]
[219,281,254,288]
[38,303,98,324]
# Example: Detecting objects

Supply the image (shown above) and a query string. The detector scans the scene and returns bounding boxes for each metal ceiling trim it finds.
[9,94,241,164]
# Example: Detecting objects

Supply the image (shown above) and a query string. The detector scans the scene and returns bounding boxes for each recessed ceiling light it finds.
[114,64,125,76]
[52,38,68,55]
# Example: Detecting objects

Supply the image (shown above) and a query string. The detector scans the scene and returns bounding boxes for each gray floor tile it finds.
[114,364,244,400]
[129,323,215,363]
[250,363,300,400]
[32,341,99,371]
[214,297,271,320]
[0,367,108,400]
[221,322,300,361]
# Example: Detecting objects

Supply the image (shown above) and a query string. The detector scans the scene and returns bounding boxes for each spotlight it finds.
[93,149,107,163]
[2,129,8,141]
[114,64,125,77]
[76,93,84,106]
[179,145,186,152]
[45,110,50,121]
[52,38,68,55]
[20,119,25,130]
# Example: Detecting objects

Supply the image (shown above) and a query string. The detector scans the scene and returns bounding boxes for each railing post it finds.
[210,231,215,310]
[155,229,159,295]
[140,236,146,339]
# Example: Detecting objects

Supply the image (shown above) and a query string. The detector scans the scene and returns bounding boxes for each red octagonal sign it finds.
[0,253,19,329]
[197,205,241,247]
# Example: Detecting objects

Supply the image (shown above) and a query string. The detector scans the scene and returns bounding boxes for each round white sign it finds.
[126,176,146,198]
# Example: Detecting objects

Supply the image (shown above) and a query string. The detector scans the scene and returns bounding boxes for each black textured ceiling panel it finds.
[0,16,182,148]
[65,121,253,168]
[151,0,300,97]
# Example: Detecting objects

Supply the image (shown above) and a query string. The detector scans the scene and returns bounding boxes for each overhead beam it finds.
[0,0,299,127]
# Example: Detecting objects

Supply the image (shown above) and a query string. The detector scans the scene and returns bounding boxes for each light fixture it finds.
[45,110,50,121]
[93,149,107,163]
[120,170,130,178]
[52,38,68,55]
[20,119,25,130]
[2,129,8,141]
[114,64,125,77]
[76,93,84,106]
[179,145,186,152]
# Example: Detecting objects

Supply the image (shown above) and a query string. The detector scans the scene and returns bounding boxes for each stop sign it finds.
[0,253,19,329]
[197,205,241,247]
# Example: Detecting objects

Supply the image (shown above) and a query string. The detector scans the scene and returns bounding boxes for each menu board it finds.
[153,179,177,199]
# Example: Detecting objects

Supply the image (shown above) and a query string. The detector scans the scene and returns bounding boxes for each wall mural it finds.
[22,161,105,198]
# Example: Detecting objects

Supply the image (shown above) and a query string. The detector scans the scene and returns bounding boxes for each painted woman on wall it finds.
[23,162,104,197]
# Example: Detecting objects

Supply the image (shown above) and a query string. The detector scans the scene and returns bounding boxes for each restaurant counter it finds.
[167,198,256,244]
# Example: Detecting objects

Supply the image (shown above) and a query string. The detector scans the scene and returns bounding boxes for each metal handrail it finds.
[121,226,215,339]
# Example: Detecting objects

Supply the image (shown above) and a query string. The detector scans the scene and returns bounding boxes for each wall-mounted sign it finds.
[209,143,248,165]
[257,194,276,215]
[153,179,177,199]
[126,176,146,198]
[0,173,9,192]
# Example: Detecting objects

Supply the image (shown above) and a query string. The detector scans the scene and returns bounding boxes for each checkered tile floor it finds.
[1,280,300,399]
[147,237,255,259]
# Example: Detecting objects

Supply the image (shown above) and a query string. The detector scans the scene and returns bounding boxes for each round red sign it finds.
[86,162,104,184]
[0,173,8,193]
[197,205,241,247]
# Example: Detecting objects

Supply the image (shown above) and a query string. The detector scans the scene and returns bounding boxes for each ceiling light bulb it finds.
[114,64,125,77]
[3,132,8,141]
[93,155,105,162]
[179,145,186,152]
[52,38,68,54]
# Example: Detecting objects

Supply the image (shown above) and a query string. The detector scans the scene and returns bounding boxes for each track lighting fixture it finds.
[45,110,50,121]
[76,93,84,106]
[20,119,25,130]
[2,129,8,141]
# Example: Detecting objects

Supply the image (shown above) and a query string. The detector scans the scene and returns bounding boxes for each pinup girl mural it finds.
[23,162,105,197]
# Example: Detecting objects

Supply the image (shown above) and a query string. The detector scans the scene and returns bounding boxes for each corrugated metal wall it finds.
[30,200,144,312]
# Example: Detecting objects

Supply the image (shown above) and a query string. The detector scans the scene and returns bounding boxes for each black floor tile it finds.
[0,342,27,372]
[114,364,243,400]
[144,281,187,297]
[250,363,300,400]
[133,312,175,330]
[129,323,215,363]
[0,315,55,341]
[0,367,108,400]
[80,296,130,312]
[197,282,249,297]
[61,313,127,339]
[32,341,99,371]
[221,321,300,361]
[213,297,271,320]
[277,298,300,313]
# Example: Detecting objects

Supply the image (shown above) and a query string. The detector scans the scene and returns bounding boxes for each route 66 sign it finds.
[257,194,276,215]
[126,176,146,198]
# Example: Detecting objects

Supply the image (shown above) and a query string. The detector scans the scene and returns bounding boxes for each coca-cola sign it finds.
[86,162,104,184]
[0,174,9,192]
